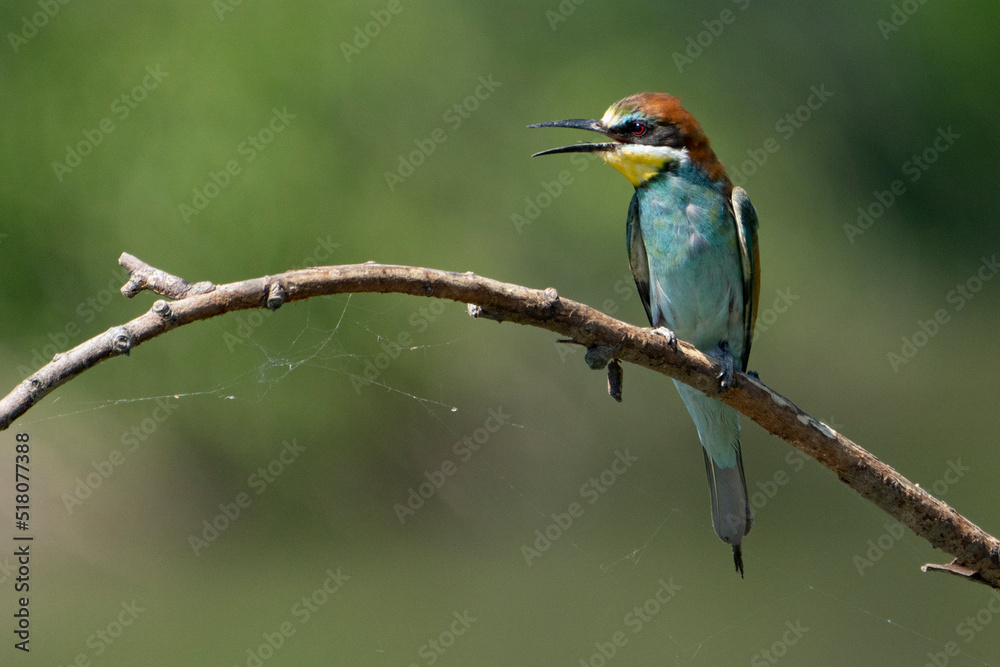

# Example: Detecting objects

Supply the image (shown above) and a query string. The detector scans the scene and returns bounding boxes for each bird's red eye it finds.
[631,123,646,136]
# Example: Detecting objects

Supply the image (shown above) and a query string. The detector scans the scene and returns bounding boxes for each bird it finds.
[529,93,760,576]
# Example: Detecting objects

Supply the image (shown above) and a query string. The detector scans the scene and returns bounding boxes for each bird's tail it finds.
[673,381,753,575]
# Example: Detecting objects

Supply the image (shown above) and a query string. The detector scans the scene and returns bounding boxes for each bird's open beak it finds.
[527,119,617,157]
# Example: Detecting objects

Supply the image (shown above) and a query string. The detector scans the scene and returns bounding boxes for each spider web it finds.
[19,294,998,666]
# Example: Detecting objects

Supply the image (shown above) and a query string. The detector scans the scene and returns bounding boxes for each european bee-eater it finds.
[530,93,760,576]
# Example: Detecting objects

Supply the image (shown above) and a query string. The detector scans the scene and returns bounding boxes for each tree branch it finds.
[2,253,997,588]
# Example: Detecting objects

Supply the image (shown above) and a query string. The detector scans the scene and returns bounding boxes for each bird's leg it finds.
[716,340,735,392]
[653,326,678,350]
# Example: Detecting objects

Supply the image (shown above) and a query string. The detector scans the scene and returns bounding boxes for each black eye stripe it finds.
[652,124,683,147]
[612,121,683,148]
[615,120,649,135]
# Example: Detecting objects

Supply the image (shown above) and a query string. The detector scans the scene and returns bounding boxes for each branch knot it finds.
[267,282,287,311]
[152,300,173,320]
[110,327,135,355]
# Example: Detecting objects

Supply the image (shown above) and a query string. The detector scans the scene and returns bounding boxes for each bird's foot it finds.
[747,370,760,381]
[653,326,678,351]
[717,340,735,392]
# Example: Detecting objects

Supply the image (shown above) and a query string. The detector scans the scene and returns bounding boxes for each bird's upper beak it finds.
[527,118,617,157]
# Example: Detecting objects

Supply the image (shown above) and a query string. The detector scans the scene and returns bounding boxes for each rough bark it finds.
[1,255,996,588]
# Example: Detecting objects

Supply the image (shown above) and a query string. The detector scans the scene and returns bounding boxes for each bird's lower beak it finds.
[527,118,617,157]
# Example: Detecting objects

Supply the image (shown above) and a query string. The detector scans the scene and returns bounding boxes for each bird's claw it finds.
[653,326,678,351]
[716,340,735,392]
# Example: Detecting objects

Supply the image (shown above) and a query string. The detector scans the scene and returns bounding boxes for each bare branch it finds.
[119,252,215,299]
[2,255,998,588]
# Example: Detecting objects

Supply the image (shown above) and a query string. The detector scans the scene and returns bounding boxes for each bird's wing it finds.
[731,186,760,369]
[626,192,654,326]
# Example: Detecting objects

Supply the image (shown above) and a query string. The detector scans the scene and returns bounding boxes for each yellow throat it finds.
[600,144,678,187]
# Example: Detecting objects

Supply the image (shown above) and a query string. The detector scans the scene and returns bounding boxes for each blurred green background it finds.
[2,1,1000,664]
